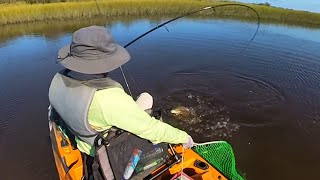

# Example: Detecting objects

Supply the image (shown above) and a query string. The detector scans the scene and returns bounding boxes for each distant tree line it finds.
[257,2,271,6]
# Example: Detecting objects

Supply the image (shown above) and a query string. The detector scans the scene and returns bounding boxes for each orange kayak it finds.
[49,119,228,180]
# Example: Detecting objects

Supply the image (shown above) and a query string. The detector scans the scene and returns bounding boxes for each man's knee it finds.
[136,92,153,110]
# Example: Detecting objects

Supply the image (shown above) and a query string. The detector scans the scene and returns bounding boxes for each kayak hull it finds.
[49,118,227,180]
[50,120,83,180]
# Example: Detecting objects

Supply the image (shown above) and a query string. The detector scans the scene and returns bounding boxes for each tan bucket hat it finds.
[57,26,130,74]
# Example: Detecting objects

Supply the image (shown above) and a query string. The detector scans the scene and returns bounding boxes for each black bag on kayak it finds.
[93,128,169,180]
[91,110,169,180]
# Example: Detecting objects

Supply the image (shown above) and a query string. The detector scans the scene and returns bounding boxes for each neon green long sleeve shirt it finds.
[76,87,189,156]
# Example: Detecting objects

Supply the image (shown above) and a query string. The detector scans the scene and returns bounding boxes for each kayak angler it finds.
[49,26,194,179]
[47,25,242,180]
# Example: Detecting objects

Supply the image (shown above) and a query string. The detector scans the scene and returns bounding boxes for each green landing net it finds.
[193,141,244,180]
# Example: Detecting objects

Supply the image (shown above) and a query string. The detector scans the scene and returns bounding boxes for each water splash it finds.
[160,90,240,141]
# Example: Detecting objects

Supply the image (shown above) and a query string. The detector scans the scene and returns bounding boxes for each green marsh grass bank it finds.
[0,0,319,27]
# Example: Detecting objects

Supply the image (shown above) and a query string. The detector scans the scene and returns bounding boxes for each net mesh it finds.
[193,141,244,180]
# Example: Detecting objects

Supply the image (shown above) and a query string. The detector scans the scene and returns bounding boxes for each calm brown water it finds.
[0,18,320,180]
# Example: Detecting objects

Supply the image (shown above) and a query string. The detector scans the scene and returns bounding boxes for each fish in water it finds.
[161,90,240,141]
[170,106,196,117]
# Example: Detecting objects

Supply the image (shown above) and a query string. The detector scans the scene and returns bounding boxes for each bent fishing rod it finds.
[124,4,260,48]
[122,4,260,95]
[94,1,261,96]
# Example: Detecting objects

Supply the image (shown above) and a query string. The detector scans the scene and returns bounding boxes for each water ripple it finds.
[160,70,287,128]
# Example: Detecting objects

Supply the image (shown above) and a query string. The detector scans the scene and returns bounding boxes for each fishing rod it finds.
[121,4,260,96]
[94,1,261,96]
[124,4,260,48]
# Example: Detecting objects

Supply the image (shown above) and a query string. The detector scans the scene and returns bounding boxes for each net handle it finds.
[193,141,227,146]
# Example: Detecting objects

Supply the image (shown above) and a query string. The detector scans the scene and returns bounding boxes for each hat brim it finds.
[57,44,130,74]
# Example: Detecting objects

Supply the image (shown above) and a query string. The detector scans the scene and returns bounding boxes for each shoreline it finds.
[1,16,319,46]
[0,0,319,27]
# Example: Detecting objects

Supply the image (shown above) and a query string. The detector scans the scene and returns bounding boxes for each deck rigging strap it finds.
[180,147,185,176]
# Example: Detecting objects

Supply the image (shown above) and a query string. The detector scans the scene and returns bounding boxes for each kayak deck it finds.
[49,120,227,180]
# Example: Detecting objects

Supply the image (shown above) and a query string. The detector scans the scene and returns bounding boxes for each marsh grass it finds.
[0,0,319,27]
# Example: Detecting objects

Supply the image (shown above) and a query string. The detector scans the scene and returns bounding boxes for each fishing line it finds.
[94,0,102,16]
[119,66,133,97]
[123,65,142,93]
[94,0,134,96]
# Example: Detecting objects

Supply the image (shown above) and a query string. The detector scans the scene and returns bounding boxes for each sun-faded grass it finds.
[0,0,319,27]
[0,0,207,25]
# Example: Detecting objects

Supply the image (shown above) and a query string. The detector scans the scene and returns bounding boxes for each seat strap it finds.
[96,145,115,180]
